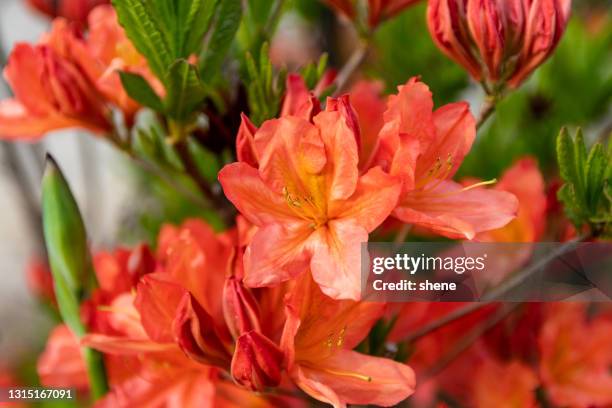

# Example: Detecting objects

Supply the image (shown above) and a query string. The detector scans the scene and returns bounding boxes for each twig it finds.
[420,303,520,381]
[400,235,587,343]
[393,224,412,244]
[476,95,497,130]
[333,40,369,96]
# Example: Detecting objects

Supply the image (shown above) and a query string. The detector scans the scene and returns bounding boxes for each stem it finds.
[420,303,520,381]
[393,224,412,245]
[333,40,369,96]
[400,235,587,343]
[174,140,233,219]
[476,95,497,130]
[81,346,108,400]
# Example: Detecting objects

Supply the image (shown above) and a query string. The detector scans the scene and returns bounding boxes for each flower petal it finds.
[295,349,415,407]
[330,166,401,232]
[218,162,296,226]
[243,222,313,287]
[309,219,367,300]
[395,180,518,240]
[0,99,78,140]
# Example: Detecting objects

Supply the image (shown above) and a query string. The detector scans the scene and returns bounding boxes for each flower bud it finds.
[223,276,261,339]
[27,0,109,26]
[427,0,571,90]
[231,331,284,391]
[324,0,420,29]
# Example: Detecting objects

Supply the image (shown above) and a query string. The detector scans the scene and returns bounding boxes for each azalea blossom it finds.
[427,0,572,89]
[372,78,518,239]
[539,303,612,407]
[281,275,415,407]
[0,5,157,140]
[220,76,402,301]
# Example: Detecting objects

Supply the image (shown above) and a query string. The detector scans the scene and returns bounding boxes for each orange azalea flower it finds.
[539,303,612,408]
[427,0,572,89]
[84,5,164,122]
[80,219,290,404]
[220,80,402,300]
[26,0,109,26]
[0,5,158,140]
[0,20,111,140]
[280,276,415,407]
[473,358,538,408]
[372,78,518,239]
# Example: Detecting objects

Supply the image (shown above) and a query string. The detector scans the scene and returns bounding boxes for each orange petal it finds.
[81,333,174,355]
[0,99,78,140]
[236,113,259,167]
[294,349,415,407]
[253,116,327,195]
[135,273,187,343]
[349,80,386,170]
[313,109,359,200]
[395,180,518,240]
[37,325,88,389]
[218,162,297,226]
[330,166,401,232]
[308,219,368,300]
[416,101,475,181]
[243,222,313,287]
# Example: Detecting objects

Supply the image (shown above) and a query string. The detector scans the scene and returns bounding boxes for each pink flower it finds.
[427,0,572,89]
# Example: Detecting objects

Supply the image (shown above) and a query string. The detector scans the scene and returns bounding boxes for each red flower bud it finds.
[231,331,284,391]
[223,276,261,340]
[324,0,420,28]
[427,0,571,89]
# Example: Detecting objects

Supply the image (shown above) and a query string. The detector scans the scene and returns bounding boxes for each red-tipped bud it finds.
[231,331,284,391]
[427,0,571,90]
[223,276,261,339]
[173,293,232,368]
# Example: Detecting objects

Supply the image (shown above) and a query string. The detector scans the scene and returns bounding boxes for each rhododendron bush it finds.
[0,0,610,407]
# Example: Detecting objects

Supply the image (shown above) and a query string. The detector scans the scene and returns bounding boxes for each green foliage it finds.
[112,0,243,137]
[237,0,284,59]
[119,71,164,111]
[165,60,208,122]
[556,128,611,236]
[244,43,287,125]
[300,52,330,90]
[199,0,243,80]
[368,2,468,105]
[41,156,108,399]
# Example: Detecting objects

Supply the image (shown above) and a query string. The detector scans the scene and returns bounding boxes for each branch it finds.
[400,235,588,343]
[333,40,369,96]
[476,95,497,130]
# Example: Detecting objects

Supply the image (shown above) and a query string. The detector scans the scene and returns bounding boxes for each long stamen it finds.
[424,178,498,199]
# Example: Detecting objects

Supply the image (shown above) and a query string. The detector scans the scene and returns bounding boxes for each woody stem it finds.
[476,95,497,130]
[333,40,370,96]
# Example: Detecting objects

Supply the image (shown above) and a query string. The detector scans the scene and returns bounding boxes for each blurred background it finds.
[0,0,610,388]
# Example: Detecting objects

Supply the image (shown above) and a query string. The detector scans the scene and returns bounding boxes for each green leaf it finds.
[199,0,242,79]
[180,0,219,56]
[111,0,173,79]
[556,127,575,185]
[165,60,207,121]
[119,71,164,112]
[585,143,606,210]
[187,137,220,183]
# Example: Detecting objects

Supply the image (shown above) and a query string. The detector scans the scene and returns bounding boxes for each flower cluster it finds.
[1,0,609,407]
